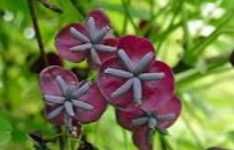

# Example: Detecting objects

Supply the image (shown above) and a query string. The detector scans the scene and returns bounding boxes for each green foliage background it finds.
[0,0,234,149]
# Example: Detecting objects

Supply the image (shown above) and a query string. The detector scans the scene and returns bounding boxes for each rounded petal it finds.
[141,96,181,129]
[132,127,153,150]
[74,84,107,124]
[88,9,110,28]
[140,61,175,109]
[97,57,133,107]
[117,36,155,63]
[156,96,182,129]
[30,52,63,74]
[116,106,145,130]
[39,65,78,96]
[55,23,87,62]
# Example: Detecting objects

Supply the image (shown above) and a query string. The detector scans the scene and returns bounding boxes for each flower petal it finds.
[140,61,175,109]
[132,127,153,150]
[116,106,145,130]
[88,9,110,28]
[55,23,87,62]
[154,96,181,129]
[30,52,63,74]
[97,57,133,107]
[39,66,79,97]
[117,36,155,64]
[74,84,107,124]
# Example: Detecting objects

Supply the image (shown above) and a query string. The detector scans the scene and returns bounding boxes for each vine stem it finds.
[27,0,48,66]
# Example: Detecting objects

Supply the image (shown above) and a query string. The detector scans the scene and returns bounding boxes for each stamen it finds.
[44,95,65,104]
[86,17,96,40]
[64,101,75,117]
[56,76,68,94]
[148,117,157,129]
[47,106,64,119]
[157,113,176,121]
[94,26,110,41]
[70,27,90,42]
[111,79,133,98]
[72,100,94,110]
[95,44,117,52]
[132,117,148,126]
[133,78,142,104]
[104,68,133,78]
[117,50,134,72]
[74,82,91,98]
[90,48,101,65]
[139,72,165,81]
[133,52,154,74]
[70,43,92,51]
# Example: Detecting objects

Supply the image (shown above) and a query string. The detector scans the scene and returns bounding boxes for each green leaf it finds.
[12,129,28,144]
[0,117,12,146]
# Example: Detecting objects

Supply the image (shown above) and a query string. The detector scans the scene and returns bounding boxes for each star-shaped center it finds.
[104,49,165,104]
[131,112,175,132]
[44,76,94,120]
[69,17,117,65]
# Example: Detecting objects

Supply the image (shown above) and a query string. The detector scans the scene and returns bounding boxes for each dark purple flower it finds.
[39,66,107,128]
[55,9,118,67]
[97,35,174,108]
[116,96,181,150]
[29,52,63,73]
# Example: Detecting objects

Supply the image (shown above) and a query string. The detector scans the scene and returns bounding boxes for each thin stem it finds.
[37,0,63,13]
[56,126,65,150]
[27,0,48,66]
[159,134,173,150]
[122,7,128,34]
[121,0,138,33]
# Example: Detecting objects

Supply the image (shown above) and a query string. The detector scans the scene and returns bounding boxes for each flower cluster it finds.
[39,9,181,150]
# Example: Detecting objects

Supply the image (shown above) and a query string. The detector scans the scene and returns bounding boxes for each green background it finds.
[0,0,234,149]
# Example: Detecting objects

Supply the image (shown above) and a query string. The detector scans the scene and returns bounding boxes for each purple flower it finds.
[39,66,107,127]
[55,9,118,67]
[97,35,175,108]
[116,96,181,150]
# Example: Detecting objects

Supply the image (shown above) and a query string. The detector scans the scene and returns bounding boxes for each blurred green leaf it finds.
[0,117,12,146]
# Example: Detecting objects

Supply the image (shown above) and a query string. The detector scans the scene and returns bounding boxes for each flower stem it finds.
[56,126,65,150]
[27,0,48,66]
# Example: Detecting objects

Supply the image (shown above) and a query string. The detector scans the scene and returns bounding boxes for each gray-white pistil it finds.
[69,17,117,65]
[104,49,165,104]
[44,76,94,120]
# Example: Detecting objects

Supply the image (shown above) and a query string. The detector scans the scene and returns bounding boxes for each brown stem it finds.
[27,0,48,66]
[37,0,63,14]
